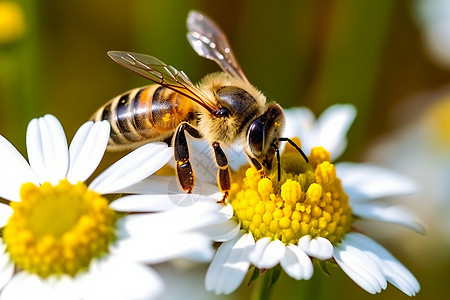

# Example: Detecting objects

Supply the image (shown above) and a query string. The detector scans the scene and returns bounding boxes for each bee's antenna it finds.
[278,137,309,163]
[271,143,281,181]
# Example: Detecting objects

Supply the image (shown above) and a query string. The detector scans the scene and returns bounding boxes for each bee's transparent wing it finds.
[186,10,249,83]
[108,51,219,114]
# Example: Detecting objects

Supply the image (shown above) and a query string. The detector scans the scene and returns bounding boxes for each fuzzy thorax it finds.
[195,72,266,145]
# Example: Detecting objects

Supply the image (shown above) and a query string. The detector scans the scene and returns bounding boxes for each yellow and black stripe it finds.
[91,85,194,150]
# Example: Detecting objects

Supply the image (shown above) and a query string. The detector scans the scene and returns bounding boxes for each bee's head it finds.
[246,103,285,170]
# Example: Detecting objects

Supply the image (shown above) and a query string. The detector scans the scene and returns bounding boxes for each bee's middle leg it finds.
[212,142,231,203]
[174,122,201,193]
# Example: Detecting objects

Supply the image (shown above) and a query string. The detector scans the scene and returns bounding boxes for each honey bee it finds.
[91,10,308,200]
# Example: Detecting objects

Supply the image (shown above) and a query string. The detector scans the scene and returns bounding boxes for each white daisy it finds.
[0,114,230,300]
[188,104,423,296]
[365,93,450,265]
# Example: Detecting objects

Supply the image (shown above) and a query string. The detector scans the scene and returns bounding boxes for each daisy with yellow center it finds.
[0,115,232,299]
[185,105,423,296]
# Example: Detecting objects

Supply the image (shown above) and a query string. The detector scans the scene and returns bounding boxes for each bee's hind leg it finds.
[174,122,201,193]
[212,142,231,203]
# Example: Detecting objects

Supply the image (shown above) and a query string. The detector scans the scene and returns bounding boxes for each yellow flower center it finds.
[230,139,352,245]
[3,179,117,278]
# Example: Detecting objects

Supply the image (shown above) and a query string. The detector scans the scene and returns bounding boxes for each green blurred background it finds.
[1,0,449,299]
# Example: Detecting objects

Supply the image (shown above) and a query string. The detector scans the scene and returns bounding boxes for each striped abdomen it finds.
[92,85,194,150]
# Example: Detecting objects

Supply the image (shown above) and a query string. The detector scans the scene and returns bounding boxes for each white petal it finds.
[187,137,250,181]
[280,244,313,280]
[109,194,178,212]
[315,104,356,160]
[0,135,38,201]
[48,276,79,300]
[0,242,14,290]
[298,235,333,259]
[218,202,234,219]
[352,202,426,234]
[172,136,247,184]
[0,273,43,300]
[205,231,255,295]
[344,233,420,296]
[188,139,218,183]
[113,200,227,264]
[333,244,385,294]
[248,237,270,265]
[283,107,316,144]
[40,275,79,300]
[0,262,14,293]
[118,201,227,237]
[26,115,69,185]
[340,238,388,288]
[250,238,286,269]
[79,256,164,300]
[111,191,223,214]
[336,162,418,202]
[66,121,110,183]
[89,142,172,194]
[0,241,8,269]
[199,218,241,242]
[282,105,355,160]
[0,253,80,300]
[122,175,222,201]
[114,232,214,264]
[226,143,249,171]
[0,203,13,227]
[0,272,80,300]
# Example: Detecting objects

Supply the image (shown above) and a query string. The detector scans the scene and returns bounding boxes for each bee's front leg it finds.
[212,142,231,203]
[248,156,267,178]
[174,122,201,193]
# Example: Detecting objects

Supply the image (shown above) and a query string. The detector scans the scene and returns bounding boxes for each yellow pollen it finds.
[309,147,331,168]
[162,113,172,123]
[230,142,352,245]
[3,179,117,278]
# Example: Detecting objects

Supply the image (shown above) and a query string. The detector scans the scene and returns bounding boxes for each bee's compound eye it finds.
[247,119,264,152]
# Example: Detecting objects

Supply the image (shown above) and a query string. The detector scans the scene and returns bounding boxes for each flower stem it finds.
[251,267,280,300]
